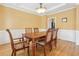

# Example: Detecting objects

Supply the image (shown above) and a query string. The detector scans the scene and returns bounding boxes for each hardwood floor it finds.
[0,39,79,56]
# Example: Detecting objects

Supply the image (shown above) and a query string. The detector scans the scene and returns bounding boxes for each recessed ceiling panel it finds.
[1,3,76,16]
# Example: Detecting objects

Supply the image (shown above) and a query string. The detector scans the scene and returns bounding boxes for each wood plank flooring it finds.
[0,39,79,56]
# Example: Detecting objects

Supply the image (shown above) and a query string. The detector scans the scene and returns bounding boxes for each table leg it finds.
[32,38,36,56]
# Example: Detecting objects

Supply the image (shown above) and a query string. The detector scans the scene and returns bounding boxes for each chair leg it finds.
[54,39,57,47]
[44,46,46,56]
[14,50,16,56]
[11,51,14,56]
[27,46,30,56]
[49,42,52,51]
[36,43,38,49]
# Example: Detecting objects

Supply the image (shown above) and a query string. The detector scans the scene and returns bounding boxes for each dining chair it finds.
[34,28,39,33]
[36,28,53,56]
[24,28,32,42]
[25,28,32,33]
[33,28,46,42]
[52,28,58,47]
[6,29,30,56]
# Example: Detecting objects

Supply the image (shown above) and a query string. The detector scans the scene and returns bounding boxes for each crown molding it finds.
[0,3,77,16]
[46,6,76,16]
[1,4,41,16]
[47,4,66,12]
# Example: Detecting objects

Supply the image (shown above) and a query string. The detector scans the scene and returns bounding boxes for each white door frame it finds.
[47,17,56,29]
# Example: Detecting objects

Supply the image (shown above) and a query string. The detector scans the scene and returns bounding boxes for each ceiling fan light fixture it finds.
[36,3,46,13]
[36,7,46,13]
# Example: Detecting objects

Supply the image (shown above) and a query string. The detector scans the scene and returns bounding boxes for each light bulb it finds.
[36,8,46,13]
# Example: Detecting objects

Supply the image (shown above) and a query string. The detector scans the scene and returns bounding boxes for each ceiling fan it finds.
[36,3,47,13]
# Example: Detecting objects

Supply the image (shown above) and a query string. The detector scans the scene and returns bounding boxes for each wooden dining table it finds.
[23,32,46,56]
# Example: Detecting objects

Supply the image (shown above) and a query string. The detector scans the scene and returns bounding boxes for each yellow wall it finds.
[0,5,79,30]
[76,5,79,30]
[40,16,47,29]
[0,5,6,29]
[47,8,76,30]
[0,5,41,29]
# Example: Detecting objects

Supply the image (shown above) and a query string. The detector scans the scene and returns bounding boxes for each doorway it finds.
[47,17,56,29]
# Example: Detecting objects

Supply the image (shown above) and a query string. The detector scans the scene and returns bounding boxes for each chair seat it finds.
[36,40,45,46]
[14,41,29,50]
[36,36,46,42]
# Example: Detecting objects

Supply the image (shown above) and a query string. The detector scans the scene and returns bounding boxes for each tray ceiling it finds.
[1,3,76,16]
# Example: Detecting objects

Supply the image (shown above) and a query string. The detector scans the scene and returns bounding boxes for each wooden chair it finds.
[34,28,39,33]
[52,28,58,47]
[25,28,32,33]
[33,28,46,42]
[36,28,53,56]
[6,29,30,56]
[24,28,32,41]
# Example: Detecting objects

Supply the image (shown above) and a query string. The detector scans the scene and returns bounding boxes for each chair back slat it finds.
[25,28,32,33]
[53,28,58,40]
[34,28,39,33]
[46,28,53,43]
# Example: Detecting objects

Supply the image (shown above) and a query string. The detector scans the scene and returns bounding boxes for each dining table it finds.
[23,31,46,56]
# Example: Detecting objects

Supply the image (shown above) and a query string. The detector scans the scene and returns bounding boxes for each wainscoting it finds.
[0,29,79,45]
[58,29,76,42]
[76,30,79,45]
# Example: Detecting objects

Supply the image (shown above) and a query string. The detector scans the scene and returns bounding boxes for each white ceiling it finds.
[1,3,77,16]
